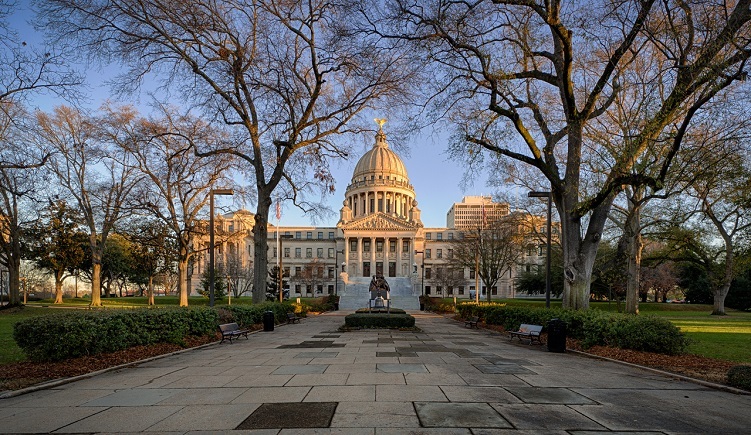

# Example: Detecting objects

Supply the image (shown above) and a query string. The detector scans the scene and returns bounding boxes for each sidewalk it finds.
[1,311,749,434]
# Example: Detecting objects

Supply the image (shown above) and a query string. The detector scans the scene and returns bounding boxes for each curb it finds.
[568,349,751,396]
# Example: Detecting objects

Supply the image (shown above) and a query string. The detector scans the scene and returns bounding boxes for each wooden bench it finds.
[464,316,480,328]
[286,312,301,324]
[508,324,543,345]
[218,322,250,344]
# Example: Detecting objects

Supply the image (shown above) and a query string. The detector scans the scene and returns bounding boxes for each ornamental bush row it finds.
[13,307,219,362]
[344,313,416,329]
[456,303,690,355]
[13,302,302,362]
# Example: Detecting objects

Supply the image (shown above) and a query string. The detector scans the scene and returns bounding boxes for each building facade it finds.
[190,126,546,298]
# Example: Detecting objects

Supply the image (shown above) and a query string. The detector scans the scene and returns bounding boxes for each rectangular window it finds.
[469,269,475,279]
[328,248,334,258]
[284,247,290,258]
[448,233,454,240]
[437,233,442,240]
[329,232,334,239]
[425,285,431,295]
[437,249,443,259]
[350,239,357,251]
[328,267,334,278]
[295,266,301,276]
[273,247,277,258]
[448,249,453,258]
[318,232,323,239]
[425,249,431,259]
[317,248,324,258]
[402,240,410,252]
[306,248,312,258]
[327,284,334,294]
[458,286,464,295]
[295,247,301,258]
[363,240,371,252]
[425,267,432,279]
[447,287,453,295]
[307,232,313,239]
[437,286,442,294]
[492,286,498,295]
[426,233,431,240]
[283,267,290,277]
[389,240,396,252]
[295,231,301,239]
[376,240,384,252]
[295,284,301,294]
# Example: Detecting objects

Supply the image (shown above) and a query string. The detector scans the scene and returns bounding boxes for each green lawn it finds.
[0,307,52,364]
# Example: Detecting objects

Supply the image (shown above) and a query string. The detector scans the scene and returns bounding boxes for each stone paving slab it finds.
[1,311,750,434]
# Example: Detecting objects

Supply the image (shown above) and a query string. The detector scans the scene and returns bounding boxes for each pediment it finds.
[341,213,419,232]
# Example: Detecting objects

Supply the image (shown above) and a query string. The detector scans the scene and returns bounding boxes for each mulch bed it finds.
[479,321,741,387]
[0,335,219,392]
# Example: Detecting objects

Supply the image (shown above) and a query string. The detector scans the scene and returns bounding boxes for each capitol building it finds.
[190,126,545,304]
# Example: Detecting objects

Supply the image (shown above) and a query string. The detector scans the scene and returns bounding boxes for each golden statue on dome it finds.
[374,118,387,130]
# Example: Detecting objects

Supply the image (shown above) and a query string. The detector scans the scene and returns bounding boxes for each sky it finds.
[14,6,498,228]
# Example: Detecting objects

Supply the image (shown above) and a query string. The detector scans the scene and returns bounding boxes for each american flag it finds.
[276,201,281,221]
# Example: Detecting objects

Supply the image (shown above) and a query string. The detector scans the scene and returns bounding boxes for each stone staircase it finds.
[338,276,419,311]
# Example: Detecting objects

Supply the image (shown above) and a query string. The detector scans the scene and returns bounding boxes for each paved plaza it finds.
[1,311,750,434]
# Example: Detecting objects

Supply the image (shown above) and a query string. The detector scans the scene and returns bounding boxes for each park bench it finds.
[508,324,543,345]
[218,322,250,344]
[464,316,480,328]
[287,312,302,324]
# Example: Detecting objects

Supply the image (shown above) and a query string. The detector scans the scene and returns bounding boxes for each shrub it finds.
[454,303,689,355]
[13,307,219,362]
[344,313,416,329]
[727,365,751,390]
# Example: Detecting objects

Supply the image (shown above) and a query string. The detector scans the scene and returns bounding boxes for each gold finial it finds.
[374,118,387,130]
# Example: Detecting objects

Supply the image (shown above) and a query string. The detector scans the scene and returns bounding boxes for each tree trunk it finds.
[178,259,189,307]
[7,255,20,306]
[712,248,734,315]
[560,212,598,310]
[148,275,155,305]
[54,270,64,304]
[90,262,102,306]
[624,193,643,314]
[252,197,272,303]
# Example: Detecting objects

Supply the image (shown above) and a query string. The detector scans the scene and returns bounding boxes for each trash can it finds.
[263,311,275,332]
[547,318,566,353]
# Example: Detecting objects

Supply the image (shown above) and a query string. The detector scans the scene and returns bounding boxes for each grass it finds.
[0,307,52,364]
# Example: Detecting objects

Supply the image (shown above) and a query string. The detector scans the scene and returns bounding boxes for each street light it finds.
[414,250,425,296]
[528,190,553,308]
[209,188,234,307]
[334,249,344,295]
[278,234,294,302]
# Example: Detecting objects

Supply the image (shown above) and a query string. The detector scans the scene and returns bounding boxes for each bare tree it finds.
[35,105,141,306]
[109,104,235,306]
[450,215,525,302]
[686,147,751,315]
[39,0,413,302]
[225,249,252,298]
[372,0,751,309]
[290,258,327,297]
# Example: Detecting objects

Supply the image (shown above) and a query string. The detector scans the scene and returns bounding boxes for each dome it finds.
[351,130,409,181]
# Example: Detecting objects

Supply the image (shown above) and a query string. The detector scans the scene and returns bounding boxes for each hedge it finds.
[344,313,416,329]
[727,365,751,390]
[218,301,302,326]
[456,303,690,355]
[13,307,219,362]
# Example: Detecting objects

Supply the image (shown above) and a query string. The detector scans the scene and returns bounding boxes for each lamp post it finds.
[414,250,425,296]
[209,188,234,307]
[334,249,344,295]
[278,234,294,301]
[528,190,553,308]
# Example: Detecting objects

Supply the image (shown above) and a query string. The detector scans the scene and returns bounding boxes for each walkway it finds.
[1,311,749,434]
